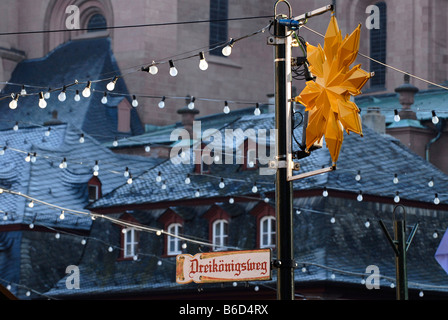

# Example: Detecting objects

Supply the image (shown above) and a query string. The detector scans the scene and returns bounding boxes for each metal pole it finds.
[394,220,408,300]
[274,17,295,301]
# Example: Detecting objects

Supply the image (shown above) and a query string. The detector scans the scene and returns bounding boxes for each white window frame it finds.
[260,216,276,248]
[212,219,228,251]
[123,227,138,258]
[167,223,183,256]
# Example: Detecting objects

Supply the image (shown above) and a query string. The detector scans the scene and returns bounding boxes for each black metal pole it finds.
[274,18,295,301]
[394,220,408,300]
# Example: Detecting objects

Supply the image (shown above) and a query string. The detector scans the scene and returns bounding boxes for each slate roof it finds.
[43,108,448,299]
[0,37,144,143]
[0,123,161,231]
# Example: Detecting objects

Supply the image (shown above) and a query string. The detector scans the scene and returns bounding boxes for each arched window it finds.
[260,216,276,248]
[167,223,183,256]
[369,2,387,89]
[209,0,229,56]
[122,227,139,259]
[212,219,228,251]
[87,13,108,32]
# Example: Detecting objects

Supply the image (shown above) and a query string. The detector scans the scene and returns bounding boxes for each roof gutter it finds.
[426,119,445,162]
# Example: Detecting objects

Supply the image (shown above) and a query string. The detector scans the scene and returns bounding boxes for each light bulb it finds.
[81,239,87,245]
[127,176,133,184]
[198,52,208,71]
[79,134,85,143]
[93,161,99,172]
[145,146,151,153]
[169,60,178,77]
[252,183,258,193]
[45,127,51,137]
[59,158,67,169]
[58,87,67,102]
[323,188,329,197]
[254,103,261,116]
[229,197,234,204]
[223,101,230,114]
[113,138,118,147]
[107,76,118,91]
[13,122,19,131]
[195,190,200,198]
[21,85,27,95]
[394,192,400,203]
[156,172,162,183]
[330,217,336,224]
[25,153,31,162]
[55,233,60,239]
[82,81,92,98]
[74,90,81,101]
[188,97,195,110]
[0,147,6,156]
[434,193,440,205]
[158,96,166,109]
[31,153,37,163]
[44,89,51,100]
[428,178,434,187]
[219,178,225,189]
[149,62,158,75]
[132,95,139,107]
[161,181,167,190]
[394,110,400,122]
[9,94,19,110]
[59,211,65,220]
[108,246,113,252]
[365,220,371,228]
[124,167,129,177]
[357,191,363,202]
[355,171,361,181]
[28,201,34,208]
[39,92,47,109]
[185,175,191,184]
[29,223,34,229]
[393,174,399,184]
[101,92,108,104]
[222,38,235,57]
[433,231,439,239]
[432,110,439,124]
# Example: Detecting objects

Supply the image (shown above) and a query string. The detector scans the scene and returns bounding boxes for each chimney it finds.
[395,74,419,120]
[362,106,386,134]
[177,95,199,136]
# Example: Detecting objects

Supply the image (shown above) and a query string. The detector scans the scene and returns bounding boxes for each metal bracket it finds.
[267,36,287,45]
[287,165,336,182]
[273,260,298,269]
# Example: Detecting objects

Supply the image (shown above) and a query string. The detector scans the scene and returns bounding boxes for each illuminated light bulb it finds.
[394,110,400,122]
[145,145,151,153]
[252,183,258,193]
[38,92,47,109]
[0,147,6,156]
[58,87,67,102]
[157,260,162,266]
[132,95,139,107]
[59,211,65,220]
[393,174,399,184]
[55,233,60,239]
[112,138,118,147]
[20,85,27,95]
[219,178,225,189]
[161,181,167,190]
[365,219,371,228]
[222,39,235,57]
[81,239,87,245]
[28,201,34,208]
[296,209,301,215]
[182,243,187,249]
[432,110,439,125]
[101,92,108,104]
[254,103,261,116]
[59,158,67,169]
[44,89,51,100]
[25,153,31,162]
[31,153,37,163]
[355,170,361,181]
[195,189,200,198]
[156,230,162,236]
[357,191,363,202]
[188,97,195,110]
[264,197,270,203]
[330,216,336,224]
[229,197,234,204]
[169,60,178,77]
[13,122,19,131]
[323,187,329,197]
[93,161,99,173]
[433,231,439,239]
[127,174,133,185]
[108,246,113,252]
[198,52,208,71]
[107,76,118,91]
[79,134,85,144]
[223,101,230,114]
[434,193,440,205]
[158,96,166,109]
[394,191,400,203]
[82,81,92,98]
[419,291,424,298]
[29,223,34,229]
[156,171,162,183]
[185,174,191,185]
[74,90,81,101]
[149,62,158,75]
[45,127,51,137]
[124,167,129,177]
[133,255,138,261]
[9,94,19,110]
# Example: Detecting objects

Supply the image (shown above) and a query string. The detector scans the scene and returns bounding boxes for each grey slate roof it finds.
[0,123,161,231]
[42,108,448,299]
[0,37,144,143]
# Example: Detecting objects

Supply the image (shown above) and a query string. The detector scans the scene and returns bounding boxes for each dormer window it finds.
[118,213,140,260]
[203,205,230,251]
[87,176,102,202]
[158,209,185,256]
[250,202,276,249]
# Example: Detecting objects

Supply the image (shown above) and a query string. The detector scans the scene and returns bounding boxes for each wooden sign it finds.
[176,249,272,284]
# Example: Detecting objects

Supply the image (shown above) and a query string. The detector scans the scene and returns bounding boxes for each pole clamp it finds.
[273,260,298,269]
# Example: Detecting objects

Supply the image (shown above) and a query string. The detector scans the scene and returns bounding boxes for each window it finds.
[167,223,183,256]
[369,2,387,89]
[87,14,107,33]
[123,227,139,259]
[260,216,276,248]
[209,0,229,56]
[195,143,213,174]
[87,176,101,202]
[212,219,228,251]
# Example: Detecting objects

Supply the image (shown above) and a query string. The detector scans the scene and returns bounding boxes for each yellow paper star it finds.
[295,16,372,164]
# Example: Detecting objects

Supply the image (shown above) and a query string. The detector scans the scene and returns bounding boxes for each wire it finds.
[0,15,273,37]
